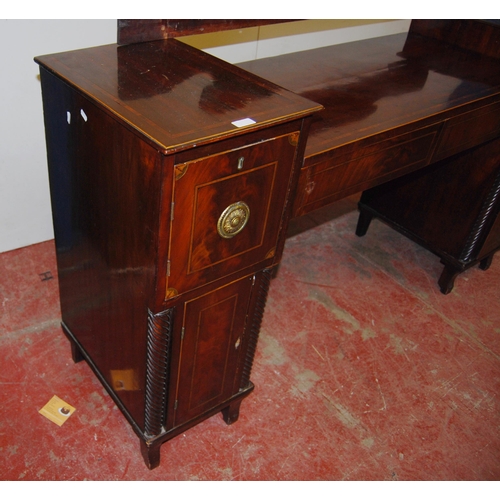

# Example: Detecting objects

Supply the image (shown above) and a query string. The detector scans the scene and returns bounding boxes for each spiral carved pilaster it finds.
[144,308,174,438]
[460,168,500,263]
[240,269,273,390]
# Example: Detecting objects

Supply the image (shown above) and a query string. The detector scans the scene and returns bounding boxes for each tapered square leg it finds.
[438,263,461,295]
[221,400,242,425]
[356,208,373,237]
[69,337,85,363]
[140,440,161,470]
[480,254,494,271]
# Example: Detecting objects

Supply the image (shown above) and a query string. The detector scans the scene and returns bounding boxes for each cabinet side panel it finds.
[40,68,163,431]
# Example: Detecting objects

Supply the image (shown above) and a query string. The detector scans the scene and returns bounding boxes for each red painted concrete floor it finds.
[1,196,499,481]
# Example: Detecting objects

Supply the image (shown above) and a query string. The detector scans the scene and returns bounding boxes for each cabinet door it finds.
[171,276,254,427]
[166,132,299,297]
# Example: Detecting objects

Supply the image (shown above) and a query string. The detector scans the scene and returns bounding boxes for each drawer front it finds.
[167,132,299,297]
[294,126,439,216]
[433,101,500,162]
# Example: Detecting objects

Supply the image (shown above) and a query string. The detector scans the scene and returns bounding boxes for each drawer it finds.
[166,132,299,297]
[433,101,500,161]
[294,125,440,216]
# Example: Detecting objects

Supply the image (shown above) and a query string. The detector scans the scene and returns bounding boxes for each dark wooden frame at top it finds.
[117,19,294,45]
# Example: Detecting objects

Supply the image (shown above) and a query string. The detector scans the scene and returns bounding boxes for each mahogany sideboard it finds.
[35,19,500,468]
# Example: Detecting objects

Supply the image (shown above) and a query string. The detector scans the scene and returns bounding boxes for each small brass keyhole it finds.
[237,157,244,170]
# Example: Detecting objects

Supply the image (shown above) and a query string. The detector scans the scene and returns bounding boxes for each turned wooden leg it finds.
[69,338,85,363]
[221,400,242,425]
[140,440,161,470]
[438,263,461,294]
[479,254,494,271]
[356,208,373,237]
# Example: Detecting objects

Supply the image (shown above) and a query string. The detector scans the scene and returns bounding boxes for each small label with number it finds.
[231,118,256,128]
[39,395,76,426]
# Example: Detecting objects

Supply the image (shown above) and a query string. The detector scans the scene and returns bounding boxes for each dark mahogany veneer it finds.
[35,19,500,468]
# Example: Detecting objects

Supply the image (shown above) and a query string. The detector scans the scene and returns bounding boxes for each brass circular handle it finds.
[217,201,250,239]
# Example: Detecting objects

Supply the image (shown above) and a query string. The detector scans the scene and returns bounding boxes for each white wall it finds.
[0,19,410,254]
[0,20,116,253]
[182,19,411,63]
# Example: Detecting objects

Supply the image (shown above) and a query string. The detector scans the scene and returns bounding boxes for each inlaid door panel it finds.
[167,132,299,297]
[172,276,253,426]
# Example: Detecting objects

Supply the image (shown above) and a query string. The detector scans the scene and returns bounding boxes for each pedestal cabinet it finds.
[356,137,500,294]
[35,38,320,468]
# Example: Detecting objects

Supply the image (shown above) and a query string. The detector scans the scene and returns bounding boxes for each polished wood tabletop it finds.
[35,38,321,156]
[238,30,500,162]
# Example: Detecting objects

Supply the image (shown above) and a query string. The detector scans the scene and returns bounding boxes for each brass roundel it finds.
[217,201,250,239]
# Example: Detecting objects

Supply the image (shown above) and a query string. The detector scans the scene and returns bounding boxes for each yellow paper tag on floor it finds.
[39,395,76,426]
